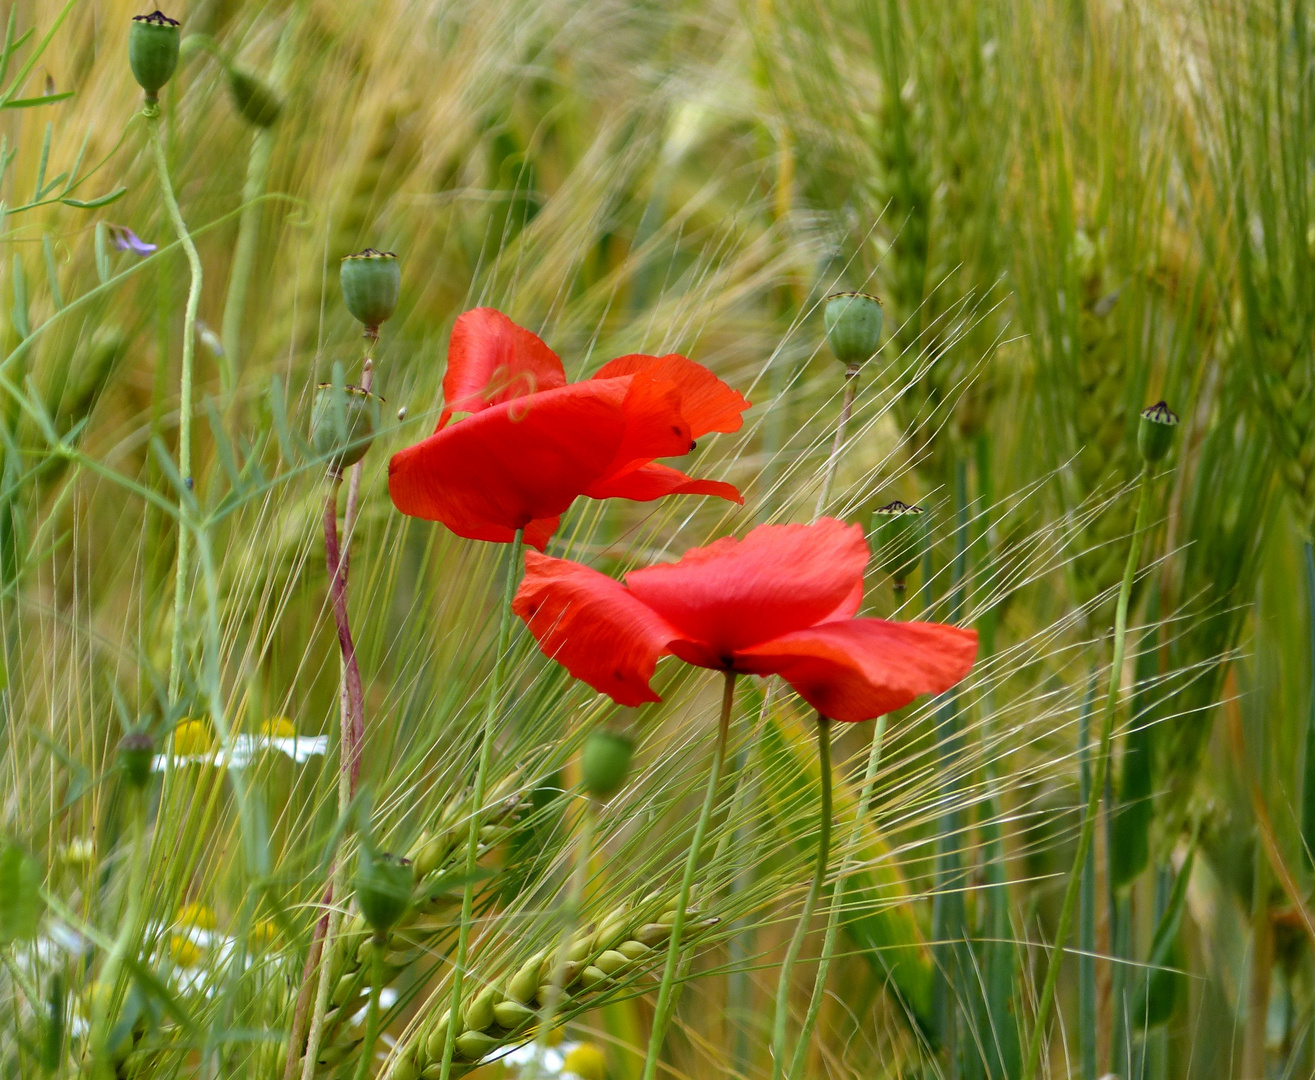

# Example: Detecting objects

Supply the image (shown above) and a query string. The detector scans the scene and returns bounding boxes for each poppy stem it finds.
[788,711,886,1080]
[771,714,832,1080]
[814,368,859,519]
[1020,465,1155,1080]
[640,670,737,1080]
[528,796,597,1076]
[349,931,386,1080]
[438,527,525,1080]
[147,110,203,707]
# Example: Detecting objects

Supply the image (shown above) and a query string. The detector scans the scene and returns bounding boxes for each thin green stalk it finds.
[641,670,737,1080]
[772,715,832,1080]
[219,124,274,391]
[1021,466,1155,1080]
[1079,689,1096,1080]
[814,370,859,518]
[350,932,387,1080]
[146,110,202,704]
[89,787,146,1078]
[789,711,885,1080]
[529,798,597,1075]
[438,528,525,1080]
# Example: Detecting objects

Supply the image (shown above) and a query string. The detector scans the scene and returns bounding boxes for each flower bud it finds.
[823,291,883,370]
[1137,400,1178,464]
[871,501,925,589]
[117,732,155,788]
[129,12,181,101]
[354,851,413,935]
[310,379,380,472]
[340,249,400,330]
[581,729,634,801]
[227,67,282,127]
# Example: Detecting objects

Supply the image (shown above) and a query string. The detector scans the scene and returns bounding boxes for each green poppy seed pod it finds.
[354,851,413,935]
[129,12,181,101]
[227,67,282,127]
[823,291,884,370]
[117,732,155,788]
[581,729,634,801]
[340,249,400,330]
[871,501,925,589]
[310,381,380,472]
[1137,400,1178,464]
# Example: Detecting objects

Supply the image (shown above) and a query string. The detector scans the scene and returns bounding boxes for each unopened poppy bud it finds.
[118,732,155,788]
[581,729,634,800]
[227,66,282,127]
[871,500,925,589]
[341,249,400,330]
[311,380,381,472]
[354,851,413,935]
[1137,400,1178,464]
[823,291,883,370]
[129,12,181,101]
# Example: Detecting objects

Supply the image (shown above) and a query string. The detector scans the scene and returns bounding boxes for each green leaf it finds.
[2,90,73,109]
[94,222,110,285]
[758,714,936,1039]
[0,840,44,942]
[11,253,28,338]
[60,186,126,210]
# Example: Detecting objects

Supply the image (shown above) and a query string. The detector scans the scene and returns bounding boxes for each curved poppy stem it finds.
[147,110,203,705]
[814,368,859,519]
[528,796,597,1076]
[438,528,525,1080]
[1020,465,1154,1080]
[771,714,832,1080]
[788,711,885,1080]
[640,670,737,1080]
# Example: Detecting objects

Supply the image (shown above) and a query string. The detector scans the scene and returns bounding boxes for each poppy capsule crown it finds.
[871,500,925,587]
[355,851,413,935]
[117,731,155,788]
[823,291,883,370]
[129,12,180,100]
[341,250,401,330]
[1138,400,1178,464]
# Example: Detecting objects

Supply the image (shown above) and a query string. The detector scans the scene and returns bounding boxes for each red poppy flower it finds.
[387,308,749,549]
[512,518,977,721]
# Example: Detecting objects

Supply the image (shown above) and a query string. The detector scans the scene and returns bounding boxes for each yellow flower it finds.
[171,720,214,758]
[249,918,278,949]
[562,1043,606,1080]
[169,933,203,968]
[176,902,216,931]
[260,716,297,739]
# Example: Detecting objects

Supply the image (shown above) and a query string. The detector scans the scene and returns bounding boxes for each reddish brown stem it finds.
[323,483,365,790]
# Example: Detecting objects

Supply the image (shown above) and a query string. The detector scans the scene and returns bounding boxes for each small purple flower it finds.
[107,224,157,256]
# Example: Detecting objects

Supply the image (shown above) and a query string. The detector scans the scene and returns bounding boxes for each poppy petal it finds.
[733,619,978,722]
[603,371,695,473]
[594,353,749,437]
[389,383,628,545]
[439,308,567,427]
[584,462,742,504]
[513,553,679,706]
[624,518,870,656]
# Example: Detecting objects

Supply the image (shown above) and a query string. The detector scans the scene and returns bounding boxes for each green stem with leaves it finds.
[438,528,524,1080]
[772,715,832,1080]
[641,670,737,1080]
[146,108,202,704]
[1021,465,1155,1080]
